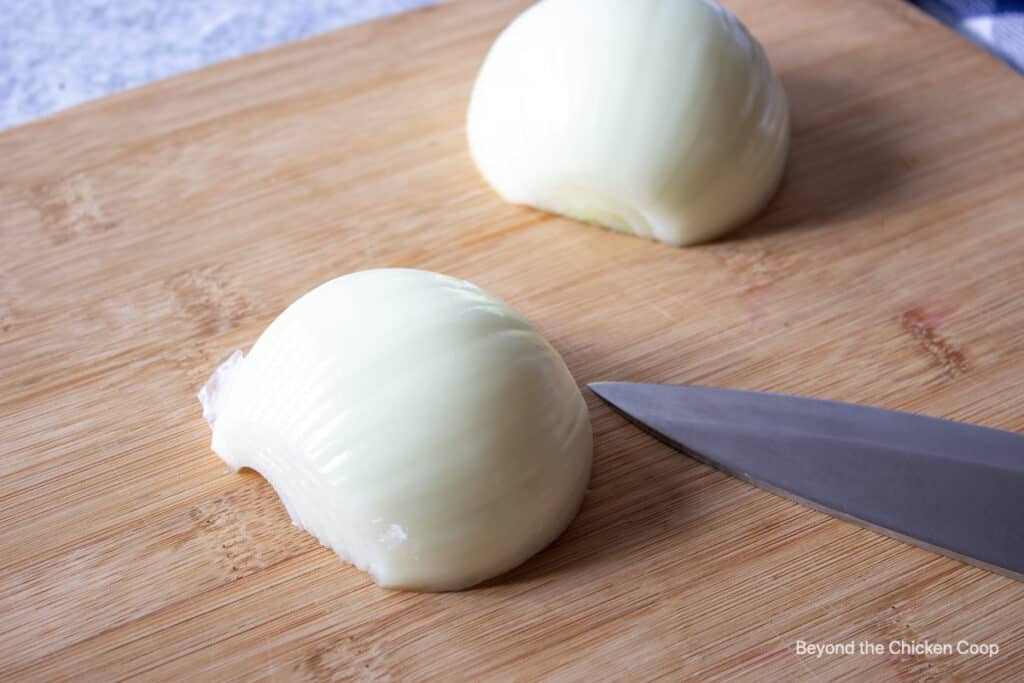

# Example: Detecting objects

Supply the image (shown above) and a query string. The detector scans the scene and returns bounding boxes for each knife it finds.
[589,382,1024,580]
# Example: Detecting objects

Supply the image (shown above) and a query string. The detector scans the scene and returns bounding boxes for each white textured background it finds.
[0,0,438,130]
[1,1,1020,131]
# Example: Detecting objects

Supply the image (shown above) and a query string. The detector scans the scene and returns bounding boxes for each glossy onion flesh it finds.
[467,0,789,246]
[198,269,593,591]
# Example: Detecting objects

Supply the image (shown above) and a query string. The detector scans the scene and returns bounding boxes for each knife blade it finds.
[589,382,1024,580]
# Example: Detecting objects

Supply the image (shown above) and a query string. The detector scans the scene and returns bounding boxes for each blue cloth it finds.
[911,1,1024,72]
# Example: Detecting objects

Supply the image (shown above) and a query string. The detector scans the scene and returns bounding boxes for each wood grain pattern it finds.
[3,0,1024,679]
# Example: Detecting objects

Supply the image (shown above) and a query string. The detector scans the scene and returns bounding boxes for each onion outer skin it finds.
[466,0,789,246]
[199,269,593,591]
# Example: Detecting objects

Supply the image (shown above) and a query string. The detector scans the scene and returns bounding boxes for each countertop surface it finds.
[1,1,1022,131]
[1,0,439,130]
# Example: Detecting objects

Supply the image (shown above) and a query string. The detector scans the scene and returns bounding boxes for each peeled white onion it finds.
[467,0,789,246]
[198,269,593,591]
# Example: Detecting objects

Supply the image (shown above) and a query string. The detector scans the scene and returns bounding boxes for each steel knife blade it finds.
[589,381,1024,580]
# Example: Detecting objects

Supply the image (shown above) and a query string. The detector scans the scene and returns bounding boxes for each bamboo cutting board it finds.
[3,0,1024,679]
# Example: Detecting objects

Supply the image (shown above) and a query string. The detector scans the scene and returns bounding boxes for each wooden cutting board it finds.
[3,0,1023,679]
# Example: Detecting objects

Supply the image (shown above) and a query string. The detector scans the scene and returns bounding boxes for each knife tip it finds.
[587,381,633,403]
